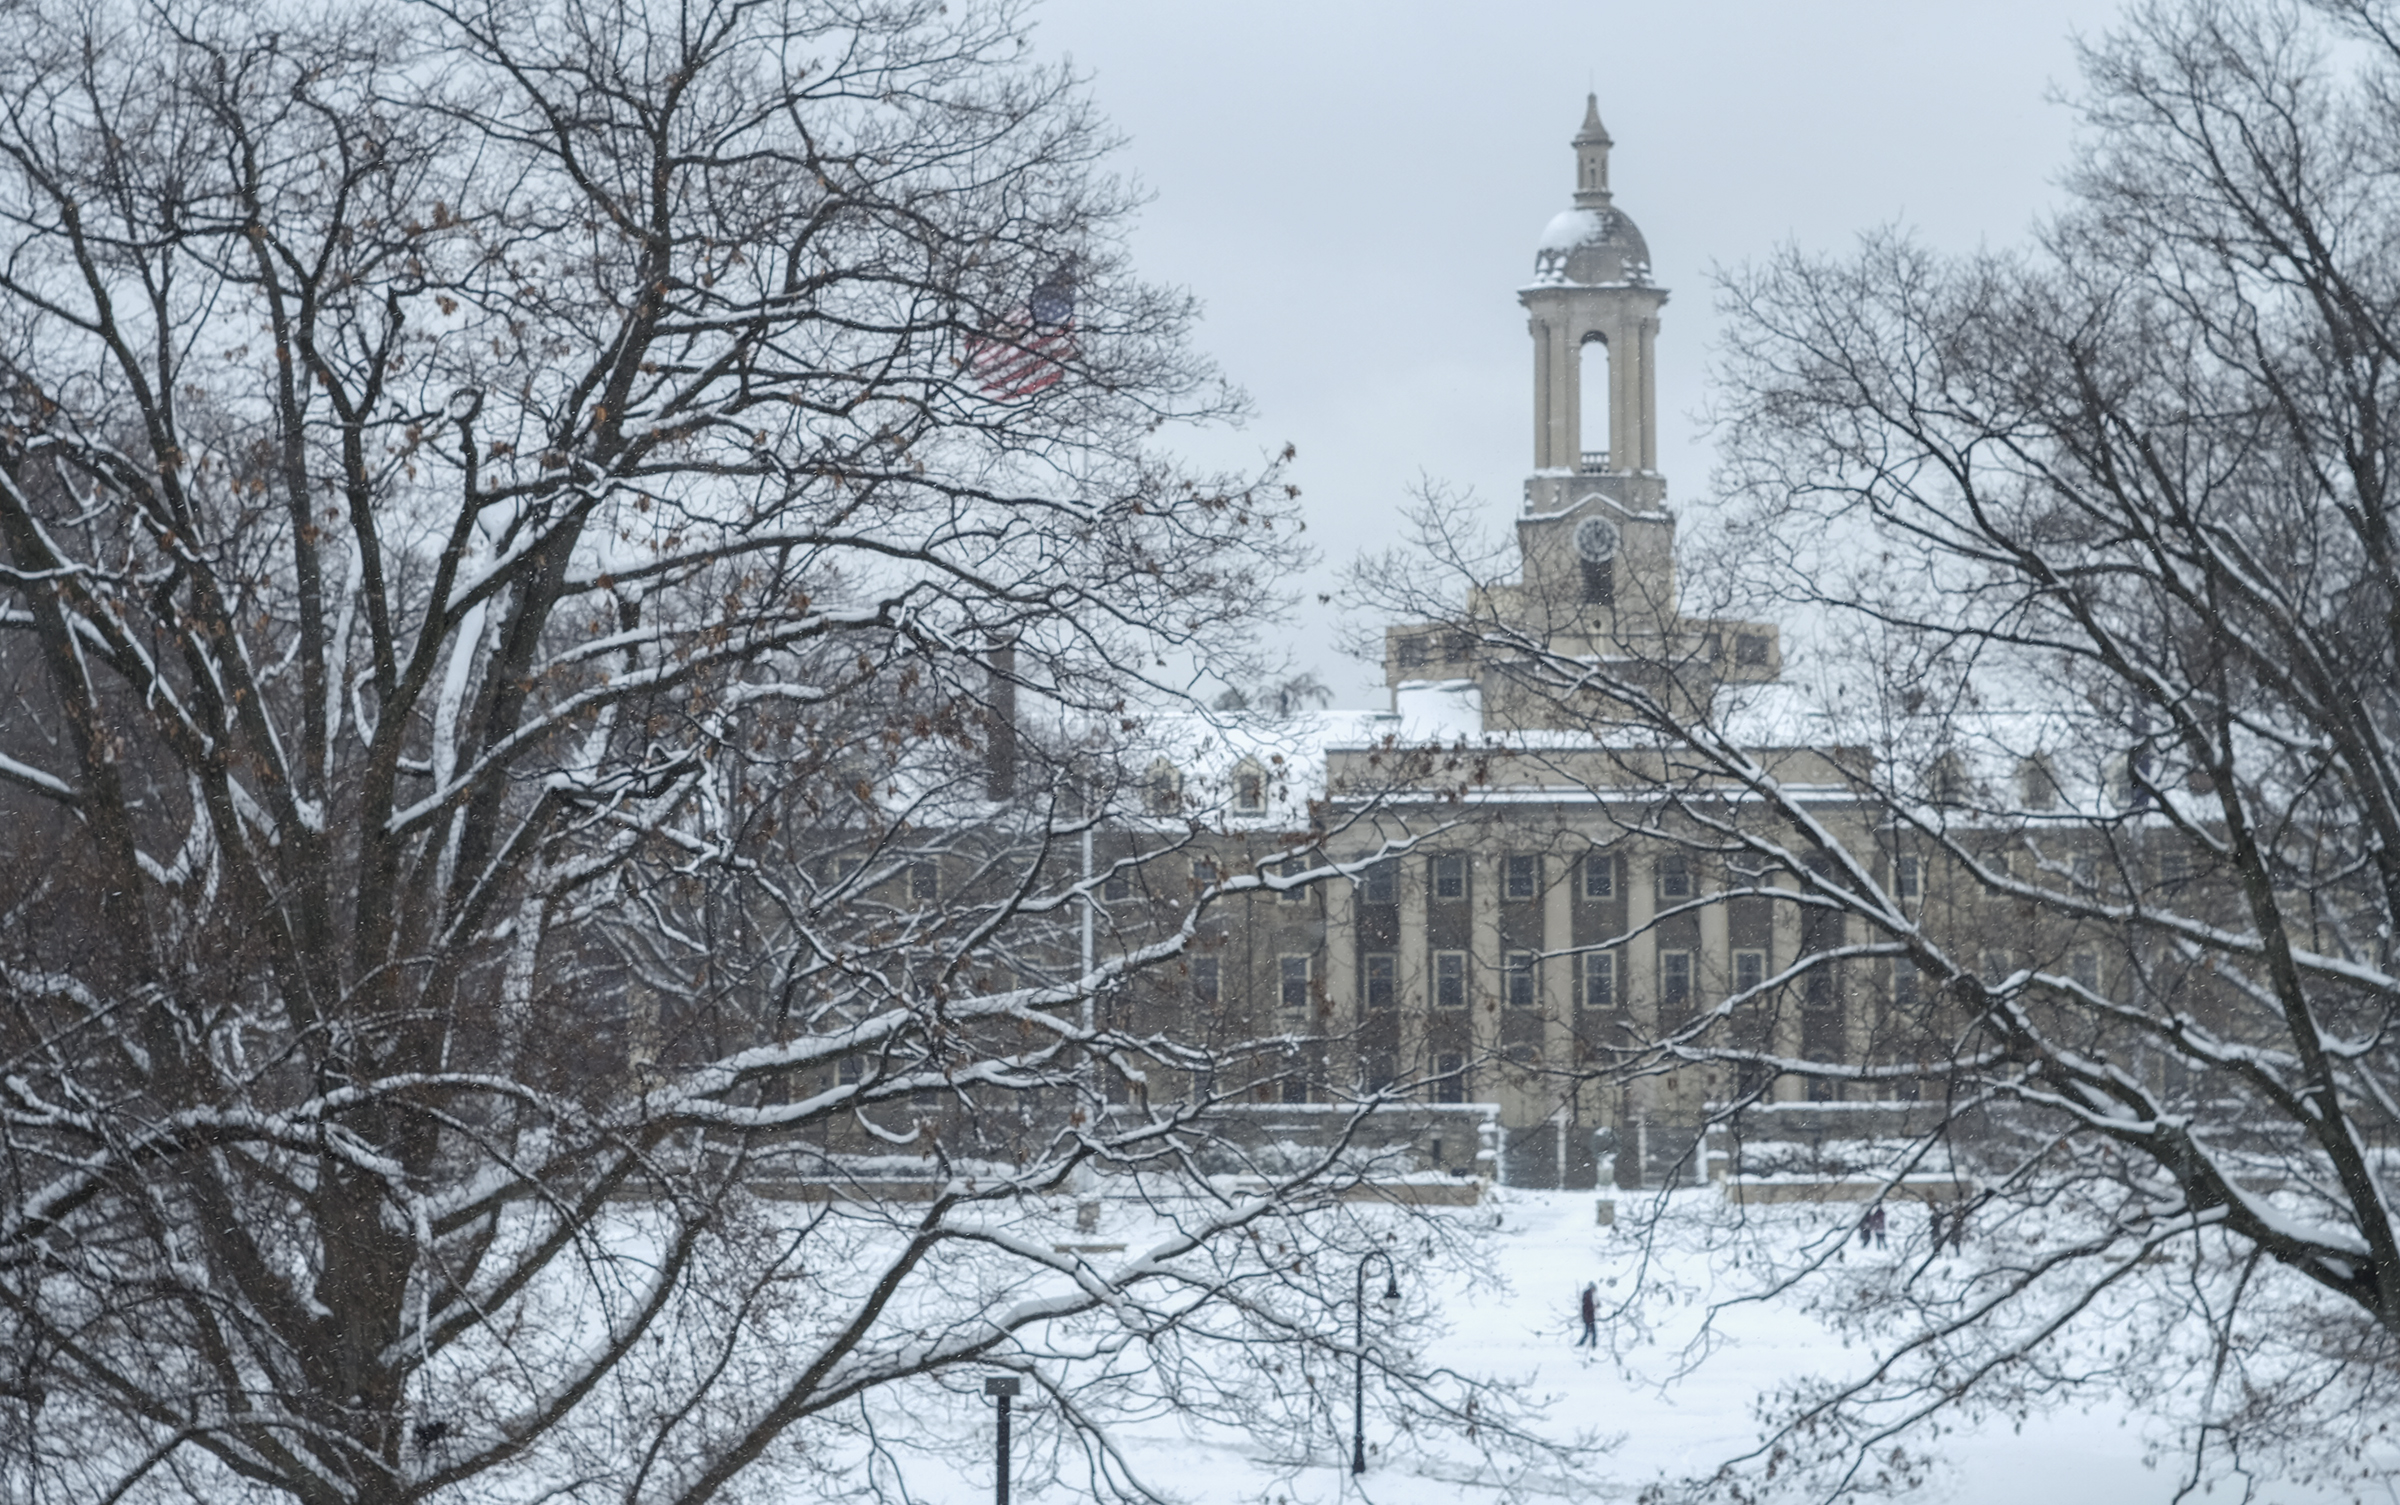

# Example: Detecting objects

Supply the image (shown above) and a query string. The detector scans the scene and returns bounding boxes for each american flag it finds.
[968,263,1076,399]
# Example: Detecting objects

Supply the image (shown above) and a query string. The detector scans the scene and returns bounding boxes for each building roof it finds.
[1532,206,1651,287]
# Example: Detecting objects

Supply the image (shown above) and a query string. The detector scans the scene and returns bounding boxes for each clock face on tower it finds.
[1573,515,1621,564]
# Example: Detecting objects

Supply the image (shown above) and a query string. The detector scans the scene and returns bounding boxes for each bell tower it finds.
[1519,96,1668,500]
[1512,95,1677,654]
[1383,97,1780,728]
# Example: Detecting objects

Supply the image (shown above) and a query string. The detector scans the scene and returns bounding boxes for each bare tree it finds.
[0,3,1563,1502]
[1351,1,2400,1495]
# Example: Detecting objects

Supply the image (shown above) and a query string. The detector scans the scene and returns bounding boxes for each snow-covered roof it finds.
[1538,207,1610,252]
[1530,204,1651,287]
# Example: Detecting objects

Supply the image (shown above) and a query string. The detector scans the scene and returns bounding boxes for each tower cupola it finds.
[1520,97,1668,480]
[1572,94,1613,208]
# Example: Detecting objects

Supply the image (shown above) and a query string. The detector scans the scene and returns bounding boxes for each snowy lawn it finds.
[897,1187,2375,1505]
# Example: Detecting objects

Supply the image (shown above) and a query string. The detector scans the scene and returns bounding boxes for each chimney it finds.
[985,639,1017,801]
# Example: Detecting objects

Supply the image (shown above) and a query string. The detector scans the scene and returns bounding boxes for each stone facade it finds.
[752,101,2182,1193]
[1181,102,2152,1187]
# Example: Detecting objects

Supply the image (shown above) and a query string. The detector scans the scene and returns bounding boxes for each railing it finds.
[1578,449,1608,472]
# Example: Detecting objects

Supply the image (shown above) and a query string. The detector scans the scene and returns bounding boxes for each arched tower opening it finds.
[1579,334,1610,472]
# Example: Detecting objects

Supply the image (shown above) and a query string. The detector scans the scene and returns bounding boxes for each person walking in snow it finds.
[1576,1282,1598,1348]
[1868,1204,1888,1250]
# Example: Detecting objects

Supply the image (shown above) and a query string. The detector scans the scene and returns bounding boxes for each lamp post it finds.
[985,1375,1021,1505]
[1351,1249,1400,1475]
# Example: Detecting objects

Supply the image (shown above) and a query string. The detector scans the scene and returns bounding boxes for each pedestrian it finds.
[1858,1208,1874,1249]
[1949,1204,1967,1252]
[1868,1204,1888,1250]
[1576,1281,1598,1348]
[1928,1204,1945,1251]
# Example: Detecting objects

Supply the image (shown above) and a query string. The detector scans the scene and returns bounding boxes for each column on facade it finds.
[1551,318,1579,468]
[1611,311,1633,475]
[1323,876,1357,1086]
[1769,868,1805,1104]
[1622,838,1659,1133]
[1469,851,1502,1104]
[1637,316,1660,472]
[1397,850,1429,1092]
[1541,845,1581,1184]
[1529,320,1553,470]
[1542,848,1576,1089]
[1697,863,1730,1122]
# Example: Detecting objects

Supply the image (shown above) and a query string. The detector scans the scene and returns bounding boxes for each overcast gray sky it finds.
[1030,0,2129,703]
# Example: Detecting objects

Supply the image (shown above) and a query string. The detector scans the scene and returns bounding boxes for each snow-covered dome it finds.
[1533,205,1651,287]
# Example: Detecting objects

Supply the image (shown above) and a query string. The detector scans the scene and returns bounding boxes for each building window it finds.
[1144,759,1182,814]
[1504,854,1539,901]
[1360,861,1396,905]
[1278,954,1312,1014]
[2017,757,2058,811]
[1578,951,1616,1013]
[1103,868,1131,902]
[1659,949,1694,1024]
[1893,964,1922,1009]
[1981,950,2012,986]
[1733,948,1766,996]
[1363,952,1396,1010]
[1191,857,1218,889]
[908,861,939,903]
[1734,633,1769,667]
[1894,854,1923,901]
[1364,1051,1397,1094]
[838,1055,865,1085]
[1581,556,1614,606]
[1582,852,1615,900]
[1433,950,1468,1009]
[2070,949,2100,993]
[1191,956,1220,1005]
[1430,853,1466,902]
[1233,761,1267,815]
[1505,950,1538,1008]
[1930,753,1973,807]
[1279,858,1310,903]
[1434,1052,1466,1105]
[1657,854,1692,902]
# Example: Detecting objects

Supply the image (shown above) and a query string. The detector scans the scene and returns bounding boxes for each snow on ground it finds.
[899,1188,2370,1505]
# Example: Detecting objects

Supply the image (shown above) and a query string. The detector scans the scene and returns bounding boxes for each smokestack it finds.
[985,639,1017,801]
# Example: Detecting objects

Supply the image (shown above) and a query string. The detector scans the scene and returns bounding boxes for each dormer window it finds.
[2016,756,2058,811]
[1144,758,1182,815]
[1232,759,1267,815]
[1929,752,1972,807]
